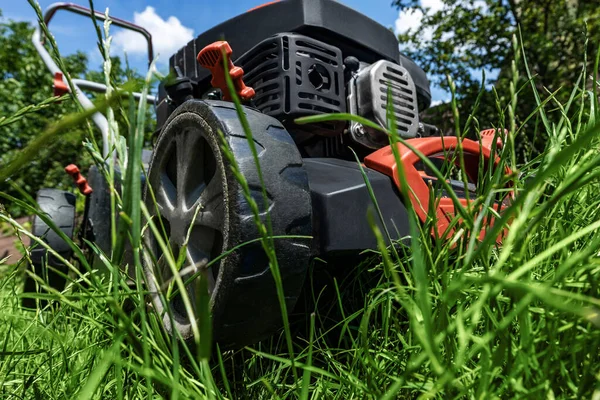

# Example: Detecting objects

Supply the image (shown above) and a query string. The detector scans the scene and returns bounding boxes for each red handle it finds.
[197,41,255,102]
[365,137,511,242]
[53,72,69,97]
[65,164,93,196]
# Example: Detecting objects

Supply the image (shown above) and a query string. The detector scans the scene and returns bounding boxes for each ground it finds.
[0,216,29,262]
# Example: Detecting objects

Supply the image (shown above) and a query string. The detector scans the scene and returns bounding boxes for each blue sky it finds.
[2,0,448,101]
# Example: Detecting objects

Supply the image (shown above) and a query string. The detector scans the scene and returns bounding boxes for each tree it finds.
[0,16,92,216]
[0,13,152,216]
[394,0,600,148]
[395,0,600,93]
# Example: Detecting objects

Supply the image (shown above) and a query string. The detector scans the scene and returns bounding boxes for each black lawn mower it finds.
[27,0,510,347]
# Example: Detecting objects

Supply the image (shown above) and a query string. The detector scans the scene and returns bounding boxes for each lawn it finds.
[0,5,599,399]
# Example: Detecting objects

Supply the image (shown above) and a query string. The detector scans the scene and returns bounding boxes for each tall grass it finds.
[0,4,599,399]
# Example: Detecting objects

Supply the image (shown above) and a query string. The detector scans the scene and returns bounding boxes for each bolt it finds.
[356,125,366,137]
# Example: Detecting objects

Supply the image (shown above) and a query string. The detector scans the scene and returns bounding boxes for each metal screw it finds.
[355,124,366,137]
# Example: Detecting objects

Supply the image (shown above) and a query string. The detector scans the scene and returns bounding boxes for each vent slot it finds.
[382,72,409,87]
[379,84,413,97]
[284,76,291,113]
[298,103,337,113]
[379,95,416,114]
[295,61,302,85]
[296,51,338,66]
[296,40,337,58]
[282,36,289,71]
[299,92,341,106]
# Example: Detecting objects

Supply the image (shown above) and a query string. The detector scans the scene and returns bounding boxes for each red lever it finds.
[480,128,507,151]
[53,72,69,97]
[197,41,255,101]
[65,164,93,196]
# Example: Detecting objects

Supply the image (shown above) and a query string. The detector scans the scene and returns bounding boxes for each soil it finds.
[0,217,31,264]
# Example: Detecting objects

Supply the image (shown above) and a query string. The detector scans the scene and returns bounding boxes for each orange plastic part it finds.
[65,164,93,196]
[53,72,69,97]
[196,41,255,102]
[247,0,281,12]
[480,128,507,151]
[365,137,512,243]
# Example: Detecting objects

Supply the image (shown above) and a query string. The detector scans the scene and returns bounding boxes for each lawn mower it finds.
[28,0,510,347]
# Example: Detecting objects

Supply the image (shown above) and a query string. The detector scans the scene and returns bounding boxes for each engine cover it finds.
[237,33,346,136]
[348,60,420,148]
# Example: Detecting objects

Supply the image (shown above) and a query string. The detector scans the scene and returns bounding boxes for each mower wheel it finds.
[23,188,76,308]
[144,100,312,348]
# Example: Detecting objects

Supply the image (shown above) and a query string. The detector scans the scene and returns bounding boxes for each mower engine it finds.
[157,0,433,159]
[34,0,515,350]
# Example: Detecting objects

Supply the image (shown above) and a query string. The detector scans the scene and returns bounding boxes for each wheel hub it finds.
[148,114,226,314]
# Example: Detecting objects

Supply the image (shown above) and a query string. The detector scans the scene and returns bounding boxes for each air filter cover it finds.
[355,60,419,141]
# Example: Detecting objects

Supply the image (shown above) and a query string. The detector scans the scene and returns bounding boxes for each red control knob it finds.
[197,41,255,102]
[65,164,93,196]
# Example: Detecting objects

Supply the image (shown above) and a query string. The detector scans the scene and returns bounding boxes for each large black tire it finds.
[87,165,112,260]
[23,189,76,308]
[144,100,312,347]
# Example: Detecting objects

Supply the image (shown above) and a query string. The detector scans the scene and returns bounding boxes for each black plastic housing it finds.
[237,33,346,135]
[159,0,432,129]
[399,54,431,113]
[170,0,402,80]
[304,158,409,255]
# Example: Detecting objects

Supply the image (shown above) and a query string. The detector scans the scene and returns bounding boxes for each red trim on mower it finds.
[480,128,507,151]
[247,0,281,12]
[53,72,69,97]
[365,137,512,243]
[197,41,255,102]
[65,164,93,196]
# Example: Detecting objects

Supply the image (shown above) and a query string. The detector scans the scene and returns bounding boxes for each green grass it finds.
[0,5,599,399]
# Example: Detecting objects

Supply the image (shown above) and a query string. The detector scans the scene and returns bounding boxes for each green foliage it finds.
[0,18,92,215]
[395,0,600,93]
[0,15,152,217]
[395,0,600,158]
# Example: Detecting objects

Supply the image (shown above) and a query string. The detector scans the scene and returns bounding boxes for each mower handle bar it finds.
[42,2,154,67]
[71,79,155,102]
[32,2,156,158]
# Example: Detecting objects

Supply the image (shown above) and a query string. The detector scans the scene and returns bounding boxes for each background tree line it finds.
[0,11,150,216]
[395,0,600,159]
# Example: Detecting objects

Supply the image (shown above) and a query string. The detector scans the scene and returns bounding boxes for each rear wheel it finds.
[23,189,76,309]
[144,100,312,347]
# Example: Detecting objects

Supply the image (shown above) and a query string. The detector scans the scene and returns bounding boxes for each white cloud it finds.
[430,99,449,107]
[395,0,487,40]
[395,0,443,43]
[113,6,194,62]
[395,9,424,35]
